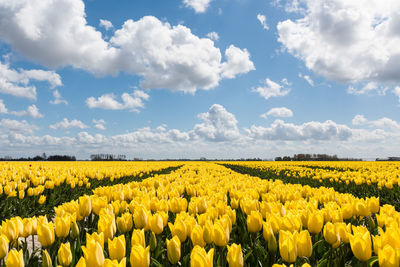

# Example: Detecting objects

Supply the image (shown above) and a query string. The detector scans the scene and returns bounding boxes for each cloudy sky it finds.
[1,0,400,159]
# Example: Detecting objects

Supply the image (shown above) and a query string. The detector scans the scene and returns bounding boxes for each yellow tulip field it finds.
[1,161,400,266]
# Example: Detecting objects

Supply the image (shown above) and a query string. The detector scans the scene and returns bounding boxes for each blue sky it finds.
[0,0,400,159]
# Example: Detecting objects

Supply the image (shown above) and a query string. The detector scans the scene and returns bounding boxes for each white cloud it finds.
[206,32,219,41]
[220,45,255,79]
[0,118,38,134]
[193,104,240,142]
[347,82,389,96]
[352,114,400,131]
[0,100,44,118]
[183,0,213,13]
[0,61,62,99]
[50,118,89,130]
[252,78,290,100]
[247,119,352,141]
[99,19,113,30]
[0,1,254,94]
[93,119,106,130]
[394,86,400,103]
[261,107,293,118]
[299,73,314,86]
[352,115,367,126]
[50,90,68,105]
[86,90,149,112]
[277,0,400,85]
[257,14,269,30]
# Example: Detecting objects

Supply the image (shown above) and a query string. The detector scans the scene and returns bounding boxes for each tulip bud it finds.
[203,220,213,244]
[167,235,181,264]
[71,221,80,238]
[227,243,244,267]
[2,219,18,242]
[307,211,324,234]
[58,242,72,267]
[79,195,92,218]
[323,222,340,248]
[150,232,157,252]
[116,213,133,233]
[168,219,187,243]
[86,232,105,250]
[213,222,229,247]
[279,230,297,263]
[349,231,372,262]
[108,235,126,262]
[133,206,148,229]
[130,245,150,267]
[378,244,399,267]
[38,195,46,204]
[295,230,312,258]
[6,249,24,267]
[55,215,71,238]
[76,257,86,267]
[42,249,52,267]
[191,225,206,247]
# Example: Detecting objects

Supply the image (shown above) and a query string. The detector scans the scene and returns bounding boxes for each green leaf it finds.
[367,256,378,267]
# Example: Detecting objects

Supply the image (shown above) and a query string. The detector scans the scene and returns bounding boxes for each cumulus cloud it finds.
[183,0,213,13]
[99,19,113,30]
[252,78,290,100]
[206,32,219,41]
[246,119,352,141]
[0,118,38,134]
[0,61,62,99]
[93,119,106,130]
[0,1,254,94]
[257,14,269,30]
[50,118,89,130]
[352,114,400,131]
[86,90,149,112]
[0,100,44,118]
[50,90,68,105]
[261,107,293,118]
[277,0,400,86]
[193,104,241,142]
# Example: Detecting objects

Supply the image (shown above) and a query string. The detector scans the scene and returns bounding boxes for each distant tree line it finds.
[275,154,362,161]
[0,153,76,161]
[90,154,127,161]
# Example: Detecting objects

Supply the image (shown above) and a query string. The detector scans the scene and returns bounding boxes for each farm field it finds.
[1,161,399,267]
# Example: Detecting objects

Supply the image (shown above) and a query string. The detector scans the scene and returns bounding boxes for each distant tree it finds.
[275,157,283,161]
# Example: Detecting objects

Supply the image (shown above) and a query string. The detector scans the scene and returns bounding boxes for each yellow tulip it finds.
[133,206,148,229]
[98,214,116,242]
[21,218,33,238]
[0,234,9,259]
[368,197,380,214]
[212,222,229,247]
[58,242,72,267]
[246,211,263,233]
[150,213,164,235]
[79,195,92,217]
[38,195,46,204]
[2,220,17,242]
[168,219,187,243]
[279,230,297,263]
[81,238,104,267]
[378,244,399,267]
[71,221,80,239]
[307,211,324,234]
[227,244,243,267]
[131,229,146,247]
[295,230,312,258]
[6,249,24,267]
[76,257,86,267]
[116,213,133,233]
[104,258,127,267]
[191,225,206,247]
[42,249,52,267]
[18,190,24,200]
[130,245,150,267]
[37,221,55,247]
[190,245,214,267]
[349,230,372,262]
[167,235,181,264]
[108,235,126,262]
[55,215,71,238]
[86,232,105,250]
[203,220,213,244]
[323,222,340,248]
